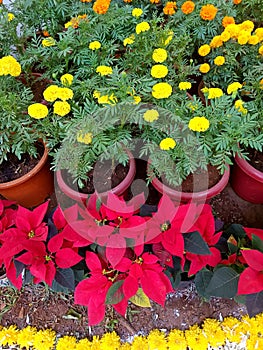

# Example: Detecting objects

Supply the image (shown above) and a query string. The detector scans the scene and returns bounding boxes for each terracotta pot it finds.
[150,165,230,204]
[56,149,136,203]
[231,154,263,204]
[0,141,54,208]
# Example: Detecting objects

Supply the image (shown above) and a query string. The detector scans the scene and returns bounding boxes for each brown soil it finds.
[17,73,51,103]
[246,147,263,172]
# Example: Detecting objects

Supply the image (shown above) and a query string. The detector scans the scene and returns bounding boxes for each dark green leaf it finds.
[246,291,263,317]
[106,280,124,305]
[195,268,213,299]
[164,269,181,290]
[224,224,246,241]
[55,268,75,291]
[206,267,239,298]
[184,231,211,255]
[252,234,263,253]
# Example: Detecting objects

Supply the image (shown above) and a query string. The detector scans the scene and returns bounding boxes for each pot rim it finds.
[234,153,263,182]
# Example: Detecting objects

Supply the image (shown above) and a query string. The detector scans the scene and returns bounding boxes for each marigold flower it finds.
[259,45,263,55]
[42,37,56,47]
[188,116,210,132]
[32,329,56,350]
[163,2,177,15]
[233,0,242,3]
[237,30,250,45]
[43,85,59,102]
[255,28,263,41]
[151,64,168,78]
[181,1,195,14]
[227,82,242,94]
[248,35,260,45]
[60,73,74,86]
[42,30,50,37]
[179,81,191,90]
[28,103,49,119]
[225,24,239,39]
[240,20,254,32]
[152,82,172,99]
[132,8,143,17]
[198,44,211,56]
[160,137,176,150]
[53,101,71,116]
[207,88,223,99]
[100,332,120,350]
[200,4,217,21]
[96,65,113,76]
[199,63,210,73]
[77,132,93,144]
[56,336,77,350]
[123,35,135,46]
[164,31,173,45]
[0,326,18,346]
[7,13,14,21]
[147,330,167,350]
[17,327,37,350]
[0,55,21,76]
[220,30,231,42]
[89,41,101,50]
[133,95,141,104]
[222,16,235,28]
[56,87,74,101]
[152,48,167,63]
[260,79,263,89]
[93,0,111,14]
[214,56,225,66]
[210,35,223,48]
[135,21,150,34]
[143,109,159,122]
[235,99,247,114]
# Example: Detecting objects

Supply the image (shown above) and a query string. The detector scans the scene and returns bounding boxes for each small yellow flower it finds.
[89,41,101,50]
[207,87,223,99]
[258,44,263,55]
[255,28,263,41]
[0,55,21,76]
[100,332,120,350]
[237,30,251,45]
[143,109,159,122]
[123,35,135,46]
[152,48,168,63]
[179,81,191,90]
[32,329,56,350]
[28,103,49,119]
[96,65,113,76]
[199,63,210,73]
[53,101,71,116]
[17,327,37,350]
[227,82,242,94]
[43,85,59,102]
[214,55,225,66]
[42,37,56,47]
[188,116,210,132]
[133,95,141,104]
[198,44,211,57]
[220,30,231,42]
[57,87,74,101]
[160,137,176,150]
[77,132,93,144]
[7,13,15,21]
[234,99,247,114]
[151,64,168,78]
[240,20,254,32]
[132,8,143,17]
[152,82,172,99]
[135,21,150,34]
[60,73,74,86]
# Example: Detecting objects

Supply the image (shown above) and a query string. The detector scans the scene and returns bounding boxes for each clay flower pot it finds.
[231,154,263,204]
[0,141,54,208]
[150,165,230,204]
[56,149,136,203]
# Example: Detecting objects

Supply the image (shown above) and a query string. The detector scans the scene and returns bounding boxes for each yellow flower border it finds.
[1,313,263,349]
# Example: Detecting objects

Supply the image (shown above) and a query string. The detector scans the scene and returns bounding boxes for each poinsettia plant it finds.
[1,195,263,325]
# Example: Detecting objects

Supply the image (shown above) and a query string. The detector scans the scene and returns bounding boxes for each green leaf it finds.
[194,268,213,299]
[184,231,211,255]
[252,234,263,253]
[246,291,263,317]
[129,288,151,308]
[206,267,239,298]
[224,224,246,241]
[105,280,124,305]
[55,268,75,291]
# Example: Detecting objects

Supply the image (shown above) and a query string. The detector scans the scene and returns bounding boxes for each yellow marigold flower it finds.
[57,87,74,101]
[208,87,223,99]
[160,137,176,150]
[150,0,160,3]
[97,93,117,104]
[151,64,168,78]
[200,4,217,21]
[89,41,101,50]
[240,20,254,32]
[0,55,22,76]
[210,35,223,48]
[64,21,72,28]
[181,1,195,15]
[96,65,113,76]
[152,82,172,99]
[227,82,242,94]
[214,55,225,66]
[152,48,168,63]
[131,336,148,349]
[133,95,141,104]
[164,31,173,45]
[42,37,56,47]
[7,12,14,21]
[28,103,49,119]
[143,109,159,122]
[220,30,231,42]
[188,116,209,132]
[75,339,92,350]
[120,343,131,350]
[93,0,111,14]
[199,63,210,73]
[17,327,37,350]
[43,85,59,102]
[222,16,235,28]
[198,44,211,56]
[260,78,263,88]
[123,35,135,46]
[259,44,263,55]
[132,8,143,17]
[147,330,167,350]
[225,23,239,39]
[32,329,56,350]
[235,99,247,114]
[135,21,150,34]
[77,131,93,144]
[53,101,71,116]
[60,73,74,86]
[56,336,77,350]
[179,81,191,90]
[100,332,120,350]
[237,30,251,45]
[248,35,260,45]
[163,2,177,15]
[255,27,263,41]
[0,326,18,346]
[167,329,187,349]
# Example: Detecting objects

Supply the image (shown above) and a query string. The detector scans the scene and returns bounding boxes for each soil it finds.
[18,73,51,103]
[246,147,263,172]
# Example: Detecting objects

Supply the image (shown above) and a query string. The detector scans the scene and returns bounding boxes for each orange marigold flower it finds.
[93,0,111,14]
[150,0,161,3]
[80,0,92,2]
[233,0,242,4]
[222,16,235,28]
[181,1,195,14]
[200,4,218,21]
[123,0,132,2]
[163,1,177,15]
[42,30,50,37]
